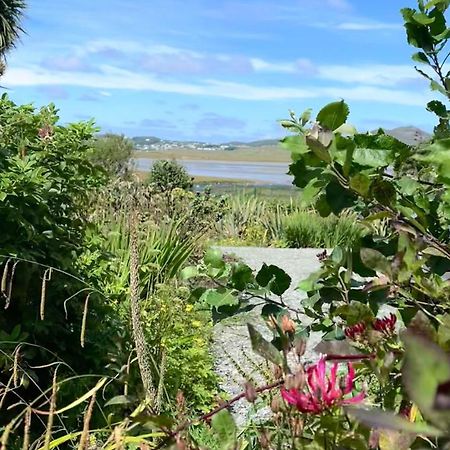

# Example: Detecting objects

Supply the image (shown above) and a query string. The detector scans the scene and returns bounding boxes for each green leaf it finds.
[346,407,443,436]
[204,248,225,269]
[211,410,237,449]
[403,333,450,424]
[104,395,136,407]
[180,265,199,280]
[316,100,350,131]
[350,173,371,197]
[298,271,324,292]
[306,135,332,163]
[360,248,392,276]
[412,12,436,25]
[352,148,392,168]
[335,301,374,326]
[200,288,238,309]
[256,263,291,296]
[412,51,430,63]
[428,101,448,120]
[371,179,396,206]
[247,323,283,366]
[301,178,327,206]
[230,263,254,290]
[280,135,309,154]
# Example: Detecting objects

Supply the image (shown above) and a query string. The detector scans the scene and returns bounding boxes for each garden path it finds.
[213,246,323,425]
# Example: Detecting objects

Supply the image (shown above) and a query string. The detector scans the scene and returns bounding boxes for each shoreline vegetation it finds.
[133,145,290,163]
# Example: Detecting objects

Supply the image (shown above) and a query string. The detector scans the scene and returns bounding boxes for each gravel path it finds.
[212,246,324,425]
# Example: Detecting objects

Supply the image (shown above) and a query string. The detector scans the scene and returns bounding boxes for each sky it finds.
[1,0,441,142]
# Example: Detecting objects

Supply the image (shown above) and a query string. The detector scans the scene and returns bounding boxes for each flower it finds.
[344,322,366,341]
[281,357,364,414]
[38,124,53,139]
[373,313,397,335]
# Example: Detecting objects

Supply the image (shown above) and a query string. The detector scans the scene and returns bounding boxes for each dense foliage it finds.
[91,133,134,177]
[147,159,193,193]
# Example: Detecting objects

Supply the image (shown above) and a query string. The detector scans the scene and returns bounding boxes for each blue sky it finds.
[1,0,439,142]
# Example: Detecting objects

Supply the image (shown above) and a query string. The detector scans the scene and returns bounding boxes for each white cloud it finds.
[2,64,429,106]
[318,64,421,86]
[336,22,401,31]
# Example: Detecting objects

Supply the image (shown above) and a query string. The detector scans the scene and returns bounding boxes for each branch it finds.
[154,379,284,449]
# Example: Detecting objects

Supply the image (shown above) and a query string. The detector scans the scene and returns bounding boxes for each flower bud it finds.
[259,429,271,449]
[294,338,307,357]
[291,417,304,437]
[272,365,283,380]
[270,395,283,413]
[244,381,257,403]
[281,314,296,334]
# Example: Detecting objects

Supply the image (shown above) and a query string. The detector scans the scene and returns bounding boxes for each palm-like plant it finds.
[0,0,26,57]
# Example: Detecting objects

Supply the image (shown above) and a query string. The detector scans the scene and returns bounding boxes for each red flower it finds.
[373,313,397,335]
[344,322,366,341]
[281,357,364,414]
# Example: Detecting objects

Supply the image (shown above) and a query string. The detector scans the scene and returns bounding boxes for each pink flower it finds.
[281,357,364,414]
[373,313,397,335]
[344,322,366,341]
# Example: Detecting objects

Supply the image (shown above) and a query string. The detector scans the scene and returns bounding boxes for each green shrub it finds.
[147,159,193,192]
[91,133,134,177]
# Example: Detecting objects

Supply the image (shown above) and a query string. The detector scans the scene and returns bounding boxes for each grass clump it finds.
[283,210,365,248]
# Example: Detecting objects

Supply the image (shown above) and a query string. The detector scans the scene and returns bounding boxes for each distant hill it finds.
[132,126,431,152]
[382,127,431,145]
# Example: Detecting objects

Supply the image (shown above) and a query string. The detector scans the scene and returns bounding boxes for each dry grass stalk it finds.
[40,268,52,321]
[113,426,123,450]
[78,393,96,450]
[0,420,14,450]
[22,407,31,450]
[0,375,13,410]
[5,260,18,309]
[80,293,91,348]
[13,345,21,387]
[43,370,58,450]
[1,258,11,295]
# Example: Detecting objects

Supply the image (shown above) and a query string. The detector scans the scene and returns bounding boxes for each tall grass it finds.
[216,193,364,248]
[283,210,365,248]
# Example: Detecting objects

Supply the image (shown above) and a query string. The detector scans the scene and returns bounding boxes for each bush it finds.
[147,159,193,192]
[91,133,134,177]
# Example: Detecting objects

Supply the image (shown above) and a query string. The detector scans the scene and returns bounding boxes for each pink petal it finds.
[281,388,300,405]
[342,391,365,405]
[344,363,355,395]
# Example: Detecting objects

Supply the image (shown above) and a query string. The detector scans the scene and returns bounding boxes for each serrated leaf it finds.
[256,263,291,296]
[316,100,349,131]
[247,323,283,366]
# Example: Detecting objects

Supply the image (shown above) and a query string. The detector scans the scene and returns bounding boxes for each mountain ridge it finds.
[132,126,431,151]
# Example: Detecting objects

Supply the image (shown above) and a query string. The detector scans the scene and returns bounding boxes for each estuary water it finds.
[135,158,292,185]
